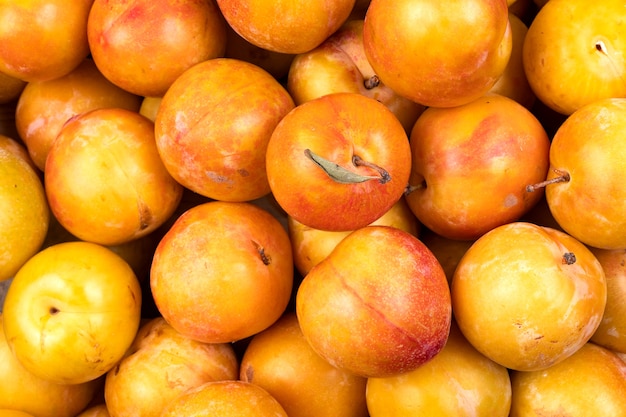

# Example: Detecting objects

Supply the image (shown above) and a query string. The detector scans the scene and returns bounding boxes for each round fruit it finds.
[45,107,183,246]
[155,58,295,202]
[160,380,288,417]
[0,135,49,281]
[296,225,451,378]
[2,241,143,384]
[366,321,512,417]
[150,201,294,344]
[452,222,607,371]
[363,0,511,108]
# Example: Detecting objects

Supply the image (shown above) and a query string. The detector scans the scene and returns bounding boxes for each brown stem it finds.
[304,149,390,184]
[404,181,426,196]
[364,74,380,90]
[526,169,570,193]
[352,154,390,184]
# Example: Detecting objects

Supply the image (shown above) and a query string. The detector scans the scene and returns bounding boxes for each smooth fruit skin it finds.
[16,58,142,171]
[216,0,356,54]
[266,92,412,232]
[545,97,626,250]
[523,0,626,115]
[296,226,451,378]
[452,222,607,372]
[589,248,626,354]
[286,19,425,133]
[0,0,93,81]
[87,0,227,97]
[288,197,419,277]
[155,58,295,202]
[509,343,626,416]
[2,241,143,385]
[45,107,183,246]
[363,0,511,108]
[405,93,550,241]
[240,313,369,417]
[104,317,239,417]
[150,201,294,344]
[0,135,49,281]
[160,380,288,417]
[0,314,101,417]
[75,404,110,417]
[366,321,512,417]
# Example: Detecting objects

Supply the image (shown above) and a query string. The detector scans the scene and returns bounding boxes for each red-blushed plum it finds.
[405,93,550,241]
[363,0,512,108]
[154,58,295,202]
[452,222,607,371]
[45,108,183,246]
[296,225,451,378]
[87,0,227,97]
[150,201,293,344]
[266,92,411,232]
[216,0,356,54]
[287,19,425,133]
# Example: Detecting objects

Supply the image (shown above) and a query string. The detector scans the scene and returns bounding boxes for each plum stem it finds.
[364,75,380,89]
[304,149,390,184]
[526,169,570,193]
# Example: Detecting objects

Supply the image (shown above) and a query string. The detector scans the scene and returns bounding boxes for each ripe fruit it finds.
[45,107,183,246]
[266,92,411,232]
[15,58,141,171]
[523,0,626,115]
[405,93,550,241]
[160,380,288,417]
[288,197,419,277]
[0,135,49,281]
[104,317,239,417]
[529,98,626,249]
[286,19,425,133]
[2,241,142,385]
[509,343,626,416]
[363,0,512,108]
[216,0,356,54]
[366,321,512,417]
[87,0,228,97]
[489,12,535,109]
[0,313,101,417]
[296,226,451,378]
[240,312,369,417]
[150,201,293,344]
[0,0,92,81]
[588,247,626,354]
[155,58,295,202]
[452,222,607,371]
[75,404,110,417]
[0,71,26,104]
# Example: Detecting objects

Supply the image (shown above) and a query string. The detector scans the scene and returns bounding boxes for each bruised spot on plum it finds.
[562,252,576,265]
[252,240,271,265]
[237,168,250,177]
[138,201,152,230]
